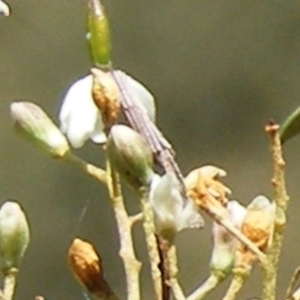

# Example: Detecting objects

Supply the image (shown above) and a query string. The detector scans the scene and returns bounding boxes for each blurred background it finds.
[1,0,300,299]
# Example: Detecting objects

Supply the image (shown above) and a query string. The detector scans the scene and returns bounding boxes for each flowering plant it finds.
[2,1,300,300]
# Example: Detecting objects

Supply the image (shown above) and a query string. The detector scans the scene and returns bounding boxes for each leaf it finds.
[280,106,300,144]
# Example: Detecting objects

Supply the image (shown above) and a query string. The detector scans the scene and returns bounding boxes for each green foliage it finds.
[280,106,300,144]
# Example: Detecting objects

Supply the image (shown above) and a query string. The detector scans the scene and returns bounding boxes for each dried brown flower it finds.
[91,68,120,127]
[235,196,275,269]
[185,165,231,212]
[68,238,117,299]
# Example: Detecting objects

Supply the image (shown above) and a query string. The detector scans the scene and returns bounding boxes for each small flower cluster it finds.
[8,1,286,299]
[185,165,275,277]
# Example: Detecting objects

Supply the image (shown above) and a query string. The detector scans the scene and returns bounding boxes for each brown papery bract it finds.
[91,68,120,127]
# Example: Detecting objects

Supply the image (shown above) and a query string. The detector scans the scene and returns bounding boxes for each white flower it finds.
[59,71,156,148]
[150,172,203,241]
[59,74,106,148]
[210,200,247,274]
[0,0,10,17]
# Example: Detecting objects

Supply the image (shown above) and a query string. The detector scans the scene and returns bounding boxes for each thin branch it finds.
[286,267,300,300]
[3,268,18,300]
[139,188,163,300]
[167,244,185,300]
[222,270,248,300]
[129,213,143,226]
[106,161,141,300]
[261,122,289,300]
[63,151,107,185]
[187,273,223,300]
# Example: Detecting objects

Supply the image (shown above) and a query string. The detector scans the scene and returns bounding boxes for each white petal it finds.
[150,173,182,234]
[247,195,272,211]
[0,0,10,16]
[59,75,105,148]
[176,199,204,231]
[113,70,156,122]
[227,200,247,229]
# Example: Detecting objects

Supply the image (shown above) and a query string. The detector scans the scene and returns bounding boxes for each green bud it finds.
[107,125,154,190]
[10,101,70,157]
[0,201,30,270]
[87,0,111,68]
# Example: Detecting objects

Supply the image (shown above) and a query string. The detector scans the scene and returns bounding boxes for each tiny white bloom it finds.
[0,0,10,17]
[210,200,247,273]
[59,71,156,148]
[150,172,203,240]
[59,74,106,148]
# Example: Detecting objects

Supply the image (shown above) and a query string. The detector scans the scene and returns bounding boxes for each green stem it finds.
[187,273,223,300]
[139,188,162,300]
[106,162,141,300]
[63,151,107,184]
[261,123,289,300]
[3,268,18,300]
[285,267,300,300]
[222,269,248,300]
[167,244,185,300]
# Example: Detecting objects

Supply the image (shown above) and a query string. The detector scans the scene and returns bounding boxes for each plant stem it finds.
[261,123,289,300]
[106,161,141,300]
[63,151,107,184]
[164,242,185,300]
[187,273,223,300]
[3,268,18,300]
[139,188,162,300]
[222,269,248,300]
[285,267,300,300]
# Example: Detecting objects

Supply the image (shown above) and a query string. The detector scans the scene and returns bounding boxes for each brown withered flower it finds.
[91,68,120,128]
[68,238,117,299]
[235,195,275,269]
[184,165,231,214]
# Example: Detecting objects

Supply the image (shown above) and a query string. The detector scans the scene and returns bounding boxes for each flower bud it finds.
[0,0,10,16]
[10,101,70,157]
[68,238,117,299]
[0,201,30,270]
[107,125,154,190]
[87,0,111,67]
[91,68,120,127]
